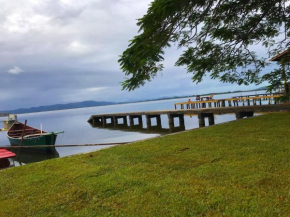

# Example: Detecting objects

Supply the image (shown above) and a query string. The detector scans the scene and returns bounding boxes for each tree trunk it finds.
[282,61,289,95]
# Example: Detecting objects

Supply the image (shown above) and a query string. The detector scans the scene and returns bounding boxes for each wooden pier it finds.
[88,104,290,129]
[174,95,282,110]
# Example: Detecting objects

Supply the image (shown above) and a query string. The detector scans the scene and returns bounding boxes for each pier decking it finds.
[174,95,282,110]
[88,104,290,130]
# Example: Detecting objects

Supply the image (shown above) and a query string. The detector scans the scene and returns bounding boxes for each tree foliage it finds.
[119,0,290,91]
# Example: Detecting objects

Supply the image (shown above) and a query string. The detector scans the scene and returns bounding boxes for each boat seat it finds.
[9,132,39,136]
[9,129,38,132]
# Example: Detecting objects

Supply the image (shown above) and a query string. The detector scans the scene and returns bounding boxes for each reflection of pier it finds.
[88,104,290,130]
[89,113,186,134]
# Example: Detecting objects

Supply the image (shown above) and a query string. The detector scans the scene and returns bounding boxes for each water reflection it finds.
[12,149,59,165]
[0,158,13,170]
[1,150,59,169]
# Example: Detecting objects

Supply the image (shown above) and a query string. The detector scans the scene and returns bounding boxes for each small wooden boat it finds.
[0,149,15,169]
[7,122,63,153]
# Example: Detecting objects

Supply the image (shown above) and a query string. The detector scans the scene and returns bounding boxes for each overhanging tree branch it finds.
[119,0,289,93]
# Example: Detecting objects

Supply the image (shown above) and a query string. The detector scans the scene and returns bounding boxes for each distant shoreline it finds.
[1,88,267,115]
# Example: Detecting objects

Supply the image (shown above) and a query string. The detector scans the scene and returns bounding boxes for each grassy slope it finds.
[0,113,290,217]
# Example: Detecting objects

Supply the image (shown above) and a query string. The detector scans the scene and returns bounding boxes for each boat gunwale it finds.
[6,122,50,140]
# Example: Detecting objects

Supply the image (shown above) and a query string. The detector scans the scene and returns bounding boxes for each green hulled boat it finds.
[7,122,63,153]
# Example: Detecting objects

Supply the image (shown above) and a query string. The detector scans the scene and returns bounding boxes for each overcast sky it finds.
[0,0,276,110]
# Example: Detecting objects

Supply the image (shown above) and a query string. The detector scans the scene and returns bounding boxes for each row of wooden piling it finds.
[90,114,186,133]
[89,110,257,131]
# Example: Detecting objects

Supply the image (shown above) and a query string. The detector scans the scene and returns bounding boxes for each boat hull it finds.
[8,133,57,153]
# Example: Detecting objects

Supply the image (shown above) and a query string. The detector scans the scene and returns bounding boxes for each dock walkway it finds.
[88,104,290,130]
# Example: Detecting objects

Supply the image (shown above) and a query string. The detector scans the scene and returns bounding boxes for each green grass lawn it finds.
[1,113,290,217]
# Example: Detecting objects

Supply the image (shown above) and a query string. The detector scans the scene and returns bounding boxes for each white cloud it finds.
[7,66,24,74]
[67,41,91,55]
[85,87,108,92]
[3,13,51,34]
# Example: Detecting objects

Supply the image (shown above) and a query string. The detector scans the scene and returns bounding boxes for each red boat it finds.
[0,149,16,169]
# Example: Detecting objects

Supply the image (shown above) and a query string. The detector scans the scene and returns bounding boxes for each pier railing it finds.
[174,95,283,110]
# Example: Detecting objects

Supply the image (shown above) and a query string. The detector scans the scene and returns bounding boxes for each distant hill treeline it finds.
[1,86,268,114]
[2,101,115,114]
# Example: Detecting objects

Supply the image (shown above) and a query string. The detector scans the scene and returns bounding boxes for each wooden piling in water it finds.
[128,115,143,129]
[113,116,128,128]
[198,114,205,128]
[167,114,185,133]
[208,114,215,126]
[236,111,254,119]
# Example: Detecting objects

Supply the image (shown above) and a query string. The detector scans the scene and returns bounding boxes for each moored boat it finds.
[7,122,63,153]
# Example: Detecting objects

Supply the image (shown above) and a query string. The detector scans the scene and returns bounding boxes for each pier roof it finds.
[270,49,290,61]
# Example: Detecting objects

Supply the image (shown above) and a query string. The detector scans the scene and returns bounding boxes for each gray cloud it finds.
[0,0,272,111]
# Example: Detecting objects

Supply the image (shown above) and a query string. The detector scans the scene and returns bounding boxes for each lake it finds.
[0,90,266,166]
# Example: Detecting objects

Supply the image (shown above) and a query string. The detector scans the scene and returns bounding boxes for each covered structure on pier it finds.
[270,49,290,94]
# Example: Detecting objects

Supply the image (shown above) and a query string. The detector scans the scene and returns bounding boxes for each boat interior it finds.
[7,122,47,138]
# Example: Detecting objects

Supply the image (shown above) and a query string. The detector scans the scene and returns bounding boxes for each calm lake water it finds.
[0,90,266,166]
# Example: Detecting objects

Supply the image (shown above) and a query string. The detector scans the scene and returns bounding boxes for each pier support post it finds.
[129,115,143,129]
[138,116,143,127]
[198,114,205,128]
[92,117,103,126]
[113,116,117,128]
[236,111,254,120]
[113,116,128,128]
[123,116,127,126]
[146,115,151,129]
[221,100,226,107]
[156,115,162,126]
[235,113,242,120]
[208,114,215,126]
[168,114,174,130]
[129,116,134,127]
[101,116,114,128]
[179,114,185,127]
[198,113,215,127]
[102,116,106,127]
[168,114,185,133]
[146,115,162,130]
